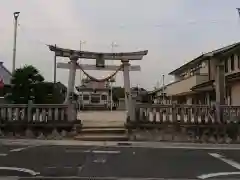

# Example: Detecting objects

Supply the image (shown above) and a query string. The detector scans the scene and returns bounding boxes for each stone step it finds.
[80,128,126,134]
[74,134,129,141]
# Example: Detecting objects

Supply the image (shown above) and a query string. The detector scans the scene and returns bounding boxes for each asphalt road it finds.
[1,143,240,179]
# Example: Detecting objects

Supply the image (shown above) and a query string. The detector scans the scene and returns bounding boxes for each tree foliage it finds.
[6,65,44,104]
[112,86,125,102]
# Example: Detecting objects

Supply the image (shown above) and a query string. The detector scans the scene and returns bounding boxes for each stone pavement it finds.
[78,111,126,127]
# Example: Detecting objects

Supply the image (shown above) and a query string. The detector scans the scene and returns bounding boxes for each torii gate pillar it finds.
[64,54,78,104]
[122,59,134,122]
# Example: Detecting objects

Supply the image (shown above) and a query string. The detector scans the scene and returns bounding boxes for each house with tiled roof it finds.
[150,42,240,105]
[0,62,12,103]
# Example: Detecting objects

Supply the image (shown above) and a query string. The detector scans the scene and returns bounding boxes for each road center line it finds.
[209,153,240,170]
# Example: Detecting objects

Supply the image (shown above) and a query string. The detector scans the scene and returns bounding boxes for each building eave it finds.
[169,42,240,76]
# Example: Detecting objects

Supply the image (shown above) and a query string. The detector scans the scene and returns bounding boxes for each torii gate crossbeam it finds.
[48,45,148,122]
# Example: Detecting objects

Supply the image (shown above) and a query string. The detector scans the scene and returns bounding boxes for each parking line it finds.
[0,154,7,156]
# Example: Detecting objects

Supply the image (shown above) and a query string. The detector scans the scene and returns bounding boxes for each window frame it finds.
[230,54,235,71]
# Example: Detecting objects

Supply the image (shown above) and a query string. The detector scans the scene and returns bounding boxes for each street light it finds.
[12,12,20,73]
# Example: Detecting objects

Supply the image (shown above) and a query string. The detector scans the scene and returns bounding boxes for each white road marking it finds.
[0,154,7,156]
[209,153,240,170]
[198,171,240,179]
[0,176,19,180]
[0,167,40,176]
[63,167,72,169]
[65,149,89,153]
[65,149,121,154]
[198,153,240,179]
[10,145,39,152]
[32,176,165,180]
[93,158,106,163]
[77,166,83,176]
[90,150,120,154]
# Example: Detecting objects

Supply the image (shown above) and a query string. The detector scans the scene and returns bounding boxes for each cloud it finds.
[1,0,240,89]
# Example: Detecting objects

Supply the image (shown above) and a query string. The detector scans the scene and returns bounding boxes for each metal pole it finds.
[79,41,82,85]
[53,44,57,83]
[12,12,20,74]
[162,75,165,104]
[110,80,113,111]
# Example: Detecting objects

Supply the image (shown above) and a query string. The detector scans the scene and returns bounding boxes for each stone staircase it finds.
[74,126,128,141]
[75,111,128,141]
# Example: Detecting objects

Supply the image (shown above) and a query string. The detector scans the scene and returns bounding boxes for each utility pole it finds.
[53,44,57,83]
[162,75,165,104]
[12,12,20,74]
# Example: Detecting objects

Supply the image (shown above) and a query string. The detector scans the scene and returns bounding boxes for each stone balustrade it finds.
[127,103,240,143]
[0,103,80,139]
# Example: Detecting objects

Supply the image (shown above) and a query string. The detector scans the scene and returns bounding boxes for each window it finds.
[238,55,240,69]
[224,59,228,73]
[83,94,89,100]
[91,95,100,103]
[101,94,107,100]
[230,55,235,71]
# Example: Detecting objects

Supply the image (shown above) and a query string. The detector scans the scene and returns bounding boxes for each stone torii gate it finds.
[48,45,148,122]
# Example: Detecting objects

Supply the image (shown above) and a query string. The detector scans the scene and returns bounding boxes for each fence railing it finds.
[134,104,240,125]
[129,103,240,143]
[0,103,80,139]
[0,103,77,123]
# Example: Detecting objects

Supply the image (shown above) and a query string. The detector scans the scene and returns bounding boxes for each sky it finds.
[1,0,240,90]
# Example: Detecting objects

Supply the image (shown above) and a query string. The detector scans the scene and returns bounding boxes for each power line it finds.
[18,24,50,47]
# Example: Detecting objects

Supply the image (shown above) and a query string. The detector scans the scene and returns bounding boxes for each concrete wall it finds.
[165,75,208,96]
[200,60,209,74]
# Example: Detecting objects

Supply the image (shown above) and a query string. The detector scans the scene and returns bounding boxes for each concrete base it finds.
[128,129,235,144]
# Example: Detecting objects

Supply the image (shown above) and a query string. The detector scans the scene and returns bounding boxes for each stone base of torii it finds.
[48,45,148,122]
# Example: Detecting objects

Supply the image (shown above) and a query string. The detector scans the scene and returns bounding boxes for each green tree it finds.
[112,86,125,102]
[6,65,44,104]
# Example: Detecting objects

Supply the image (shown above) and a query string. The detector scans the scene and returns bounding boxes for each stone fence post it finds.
[27,100,33,122]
